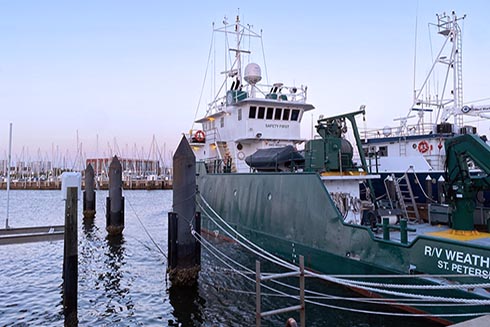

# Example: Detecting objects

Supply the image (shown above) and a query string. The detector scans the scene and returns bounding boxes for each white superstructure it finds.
[188,16,314,172]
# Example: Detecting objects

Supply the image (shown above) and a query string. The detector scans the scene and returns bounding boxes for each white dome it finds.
[244,63,262,85]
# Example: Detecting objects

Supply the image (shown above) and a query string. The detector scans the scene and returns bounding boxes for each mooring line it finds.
[193,226,490,317]
[123,189,167,260]
[197,193,490,308]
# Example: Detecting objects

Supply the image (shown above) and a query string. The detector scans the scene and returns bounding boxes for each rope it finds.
[191,229,299,301]
[198,193,298,271]
[406,168,437,203]
[123,189,167,259]
[198,192,490,306]
[191,27,215,131]
[334,278,490,290]
[310,272,490,305]
[172,189,198,211]
[194,223,490,317]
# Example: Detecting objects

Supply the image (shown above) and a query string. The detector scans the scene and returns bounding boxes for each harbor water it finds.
[0,190,442,326]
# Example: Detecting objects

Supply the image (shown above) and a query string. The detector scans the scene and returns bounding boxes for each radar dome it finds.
[244,63,262,85]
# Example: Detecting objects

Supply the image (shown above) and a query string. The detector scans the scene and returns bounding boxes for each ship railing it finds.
[251,82,308,103]
[206,83,308,115]
[360,122,436,141]
[187,127,221,143]
[203,157,233,174]
[255,255,305,327]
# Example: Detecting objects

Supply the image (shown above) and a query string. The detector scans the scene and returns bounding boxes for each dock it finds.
[450,315,490,326]
[0,226,64,245]
[0,180,172,190]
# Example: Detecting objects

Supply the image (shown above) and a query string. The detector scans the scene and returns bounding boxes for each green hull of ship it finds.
[197,168,490,323]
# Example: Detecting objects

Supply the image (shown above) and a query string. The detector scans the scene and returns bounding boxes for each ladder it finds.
[454,26,464,128]
[216,141,237,173]
[392,173,420,222]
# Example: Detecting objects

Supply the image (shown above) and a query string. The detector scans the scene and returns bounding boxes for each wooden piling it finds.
[106,156,124,235]
[63,187,78,326]
[168,212,178,269]
[83,163,96,219]
[167,136,200,286]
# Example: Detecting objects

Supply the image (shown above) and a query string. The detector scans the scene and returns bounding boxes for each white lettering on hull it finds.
[423,245,490,279]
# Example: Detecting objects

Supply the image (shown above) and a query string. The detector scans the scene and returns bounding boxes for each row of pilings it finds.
[83,137,202,287]
[83,142,201,268]
[63,138,201,326]
[82,156,124,235]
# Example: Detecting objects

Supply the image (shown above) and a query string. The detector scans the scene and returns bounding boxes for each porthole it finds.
[267,193,272,200]
[234,190,237,197]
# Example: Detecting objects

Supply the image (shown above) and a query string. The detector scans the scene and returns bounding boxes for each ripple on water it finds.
[0,190,443,326]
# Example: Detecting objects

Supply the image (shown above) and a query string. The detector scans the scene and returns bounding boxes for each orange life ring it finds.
[194,130,205,142]
[418,140,429,153]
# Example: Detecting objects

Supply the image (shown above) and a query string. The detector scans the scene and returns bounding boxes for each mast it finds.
[235,15,242,85]
[5,123,12,229]
[437,11,465,127]
[405,12,466,132]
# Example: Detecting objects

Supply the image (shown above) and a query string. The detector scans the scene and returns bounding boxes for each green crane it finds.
[445,134,490,231]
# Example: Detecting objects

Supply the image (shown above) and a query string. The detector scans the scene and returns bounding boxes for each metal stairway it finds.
[392,173,420,222]
[216,141,237,173]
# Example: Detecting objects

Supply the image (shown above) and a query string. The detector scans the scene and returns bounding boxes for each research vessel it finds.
[189,14,490,324]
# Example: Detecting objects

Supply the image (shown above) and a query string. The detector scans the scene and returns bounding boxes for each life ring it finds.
[237,151,245,160]
[194,130,205,142]
[418,140,429,153]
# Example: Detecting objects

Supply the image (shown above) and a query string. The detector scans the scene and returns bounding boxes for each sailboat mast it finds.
[5,123,12,229]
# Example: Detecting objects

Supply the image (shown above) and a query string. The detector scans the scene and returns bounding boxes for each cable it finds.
[198,192,490,306]
[123,189,167,259]
[194,222,490,317]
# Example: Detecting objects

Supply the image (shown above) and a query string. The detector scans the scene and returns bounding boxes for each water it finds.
[0,190,443,326]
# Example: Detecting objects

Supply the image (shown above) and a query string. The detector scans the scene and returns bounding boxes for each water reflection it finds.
[82,217,96,238]
[103,235,134,316]
[168,282,205,326]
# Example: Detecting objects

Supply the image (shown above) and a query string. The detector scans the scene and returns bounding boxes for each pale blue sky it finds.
[1,1,489,163]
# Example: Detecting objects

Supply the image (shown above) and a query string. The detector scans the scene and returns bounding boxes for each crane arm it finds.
[445,134,490,230]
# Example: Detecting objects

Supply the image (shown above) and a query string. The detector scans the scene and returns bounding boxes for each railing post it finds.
[400,218,408,244]
[256,260,261,327]
[382,217,390,240]
[299,255,305,327]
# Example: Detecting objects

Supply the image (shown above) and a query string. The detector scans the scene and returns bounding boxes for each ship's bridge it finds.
[195,98,314,144]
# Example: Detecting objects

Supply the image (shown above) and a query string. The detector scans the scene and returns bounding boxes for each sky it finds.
[1,0,489,165]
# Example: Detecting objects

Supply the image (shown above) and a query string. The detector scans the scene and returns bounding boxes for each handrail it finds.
[360,123,438,140]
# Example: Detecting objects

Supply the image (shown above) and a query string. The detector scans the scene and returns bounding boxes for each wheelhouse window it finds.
[379,146,388,157]
[249,106,257,118]
[266,107,274,120]
[274,108,282,120]
[283,109,290,120]
[291,109,300,121]
[258,106,265,119]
